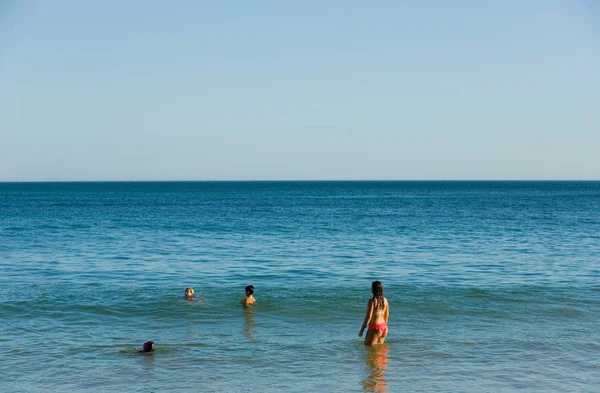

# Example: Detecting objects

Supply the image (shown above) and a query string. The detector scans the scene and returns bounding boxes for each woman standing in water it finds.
[359,281,389,346]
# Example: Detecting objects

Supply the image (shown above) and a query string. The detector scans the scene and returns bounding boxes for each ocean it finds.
[1,181,599,392]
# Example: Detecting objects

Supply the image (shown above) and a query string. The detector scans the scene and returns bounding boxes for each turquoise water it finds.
[1,181,599,392]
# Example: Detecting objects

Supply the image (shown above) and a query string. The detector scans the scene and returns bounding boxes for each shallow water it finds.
[1,181,599,392]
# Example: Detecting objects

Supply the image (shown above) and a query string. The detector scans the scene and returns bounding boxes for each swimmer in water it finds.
[138,341,155,353]
[358,281,389,346]
[184,287,195,300]
[242,285,256,306]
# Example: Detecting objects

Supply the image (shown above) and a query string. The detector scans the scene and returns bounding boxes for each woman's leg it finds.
[376,331,387,344]
[364,329,383,346]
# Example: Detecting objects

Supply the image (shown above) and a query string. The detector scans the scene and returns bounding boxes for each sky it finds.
[0,0,598,181]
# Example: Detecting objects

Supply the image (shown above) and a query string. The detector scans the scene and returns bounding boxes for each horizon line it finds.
[1,179,599,183]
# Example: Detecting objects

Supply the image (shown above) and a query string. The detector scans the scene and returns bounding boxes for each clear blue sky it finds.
[1,1,598,181]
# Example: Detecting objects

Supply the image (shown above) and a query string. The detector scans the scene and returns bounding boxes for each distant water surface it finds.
[1,181,599,392]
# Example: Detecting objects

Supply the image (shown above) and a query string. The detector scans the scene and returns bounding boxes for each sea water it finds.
[1,181,599,392]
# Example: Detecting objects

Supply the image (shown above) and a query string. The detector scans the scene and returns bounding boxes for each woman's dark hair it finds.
[245,285,254,295]
[371,281,384,310]
[142,341,155,353]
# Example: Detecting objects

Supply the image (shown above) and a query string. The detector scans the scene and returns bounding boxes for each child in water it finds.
[184,287,195,300]
[138,341,155,354]
[242,285,256,306]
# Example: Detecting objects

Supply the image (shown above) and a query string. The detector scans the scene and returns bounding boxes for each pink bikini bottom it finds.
[368,322,388,335]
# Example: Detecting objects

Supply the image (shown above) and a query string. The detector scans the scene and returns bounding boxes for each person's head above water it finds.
[140,341,155,353]
[242,285,256,306]
[184,287,195,299]
[371,281,383,297]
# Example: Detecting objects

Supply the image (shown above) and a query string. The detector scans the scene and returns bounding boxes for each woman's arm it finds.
[384,298,389,323]
[358,299,374,337]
